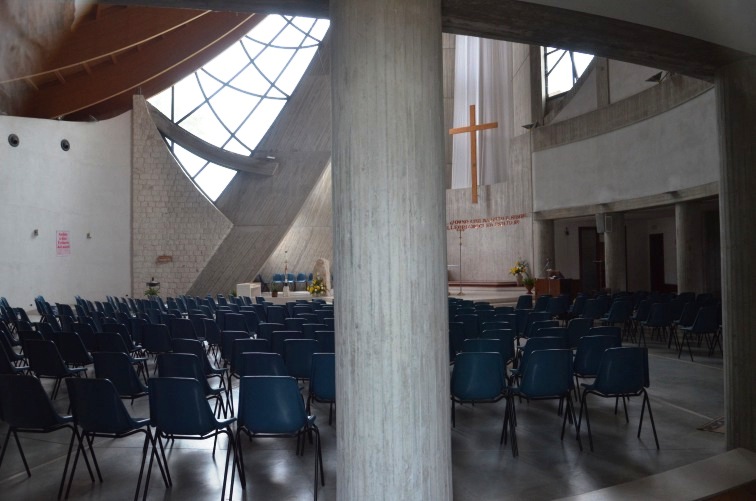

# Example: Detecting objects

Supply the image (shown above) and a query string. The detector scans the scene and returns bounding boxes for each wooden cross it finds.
[449,104,498,204]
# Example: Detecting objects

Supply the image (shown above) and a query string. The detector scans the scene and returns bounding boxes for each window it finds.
[149,15,330,201]
[544,47,593,99]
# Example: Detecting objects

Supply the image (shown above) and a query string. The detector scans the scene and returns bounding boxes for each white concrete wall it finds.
[609,60,661,103]
[533,89,718,212]
[0,112,132,309]
[552,69,598,123]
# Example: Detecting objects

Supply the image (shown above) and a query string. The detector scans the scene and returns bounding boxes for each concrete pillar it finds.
[331,0,453,499]
[603,212,626,292]
[533,219,555,278]
[675,201,704,294]
[715,57,756,452]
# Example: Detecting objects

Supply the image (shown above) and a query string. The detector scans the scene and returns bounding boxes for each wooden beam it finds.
[148,103,279,176]
[23,12,261,118]
[62,16,263,121]
[98,0,329,18]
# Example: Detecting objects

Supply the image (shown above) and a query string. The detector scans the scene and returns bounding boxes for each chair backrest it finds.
[59,332,93,366]
[519,336,567,369]
[93,352,147,396]
[224,313,248,333]
[449,322,465,361]
[566,318,593,349]
[172,338,215,374]
[103,323,136,351]
[202,319,222,346]
[313,330,335,353]
[519,349,573,398]
[0,374,67,428]
[645,303,672,327]
[237,376,308,433]
[220,330,250,363]
[97,331,130,354]
[515,295,532,310]
[148,377,221,435]
[231,338,272,373]
[169,317,198,340]
[283,339,319,379]
[66,377,140,433]
[523,312,552,338]
[310,353,335,401]
[451,352,505,401]
[25,339,68,377]
[156,354,206,389]
[592,347,649,394]
[533,295,550,312]
[142,323,173,354]
[302,323,327,340]
[588,326,622,345]
[258,322,286,342]
[691,305,718,333]
[266,306,287,325]
[239,352,288,376]
[528,320,560,338]
[455,313,479,339]
[270,331,304,357]
[285,317,306,333]
[573,335,622,377]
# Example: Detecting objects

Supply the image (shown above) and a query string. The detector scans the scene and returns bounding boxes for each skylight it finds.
[544,47,594,98]
[149,15,330,201]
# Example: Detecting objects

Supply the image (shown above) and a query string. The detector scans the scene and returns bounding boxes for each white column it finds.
[715,57,756,452]
[331,0,453,499]
[533,219,555,278]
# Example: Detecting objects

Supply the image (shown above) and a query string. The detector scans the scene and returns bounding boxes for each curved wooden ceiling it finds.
[1,4,264,120]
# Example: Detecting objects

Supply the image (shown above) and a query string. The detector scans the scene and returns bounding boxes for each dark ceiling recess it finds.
[8,134,19,147]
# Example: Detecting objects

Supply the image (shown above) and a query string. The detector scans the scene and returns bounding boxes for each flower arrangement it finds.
[509,259,529,276]
[307,275,327,296]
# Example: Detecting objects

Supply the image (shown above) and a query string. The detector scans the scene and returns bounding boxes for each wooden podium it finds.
[534,278,580,299]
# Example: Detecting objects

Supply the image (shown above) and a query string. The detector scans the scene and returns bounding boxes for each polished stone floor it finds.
[0,314,730,500]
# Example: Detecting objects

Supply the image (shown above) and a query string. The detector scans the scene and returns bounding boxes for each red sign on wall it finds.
[56,230,70,256]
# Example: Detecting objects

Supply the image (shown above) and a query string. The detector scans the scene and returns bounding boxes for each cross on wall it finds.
[448,104,498,204]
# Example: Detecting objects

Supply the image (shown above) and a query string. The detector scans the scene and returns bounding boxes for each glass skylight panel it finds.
[545,47,594,98]
[147,14,329,202]
[172,144,206,177]
[194,164,236,201]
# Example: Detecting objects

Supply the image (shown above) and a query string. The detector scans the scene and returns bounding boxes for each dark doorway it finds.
[649,233,665,292]
[579,227,605,293]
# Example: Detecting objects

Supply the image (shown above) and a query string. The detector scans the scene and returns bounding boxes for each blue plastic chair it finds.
[168,317,198,340]
[283,339,319,380]
[566,318,593,349]
[502,349,580,457]
[0,374,86,499]
[572,335,621,397]
[258,322,285,342]
[171,338,228,394]
[679,305,719,361]
[314,330,335,353]
[450,352,506,427]
[307,353,335,424]
[266,306,287,325]
[64,377,167,500]
[238,352,288,377]
[578,346,659,451]
[145,377,241,500]
[514,295,532,310]
[455,313,479,339]
[235,376,324,500]
[93,351,149,405]
[224,313,248,333]
[303,323,327,340]
[25,339,87,399]
[449,322,465,363]
[157,353,228,418]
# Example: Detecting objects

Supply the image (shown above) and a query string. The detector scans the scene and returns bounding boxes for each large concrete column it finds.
[533,219,555,278]
[603,212,626,292]
[675,201,704,294]
[331,1,452,499]
[716,57,756,452]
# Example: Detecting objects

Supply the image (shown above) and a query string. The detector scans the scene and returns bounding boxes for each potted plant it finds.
[522,275,536,294]
[269,282,281,297]
[509,259,528,286]
[307,275,327,296]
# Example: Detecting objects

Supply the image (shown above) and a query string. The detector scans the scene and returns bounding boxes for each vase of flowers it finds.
[509,259,528,286]
[307,275,327,296]
[522,275,536,294]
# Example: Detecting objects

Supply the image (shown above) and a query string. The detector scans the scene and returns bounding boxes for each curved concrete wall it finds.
[533,89,718,212]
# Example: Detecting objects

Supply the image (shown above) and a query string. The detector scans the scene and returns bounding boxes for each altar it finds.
[261,291,334,305]
[236,282,262,298]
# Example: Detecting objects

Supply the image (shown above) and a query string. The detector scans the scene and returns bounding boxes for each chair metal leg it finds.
[57,426,78,500]
[11,430,32,477]
[579,392,594,452]
[639,390,660,450]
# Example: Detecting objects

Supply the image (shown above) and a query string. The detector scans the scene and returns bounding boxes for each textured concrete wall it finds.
[131,95,232,298]
[190,35,332,295]
[443,33,456,189]
[533,89,719,212]
[258,163,333,282]
[0,111,131,307]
